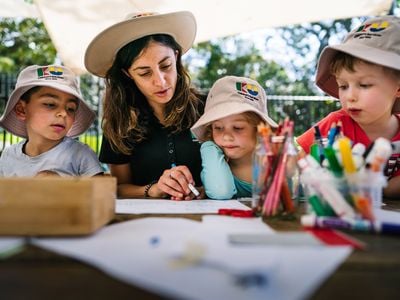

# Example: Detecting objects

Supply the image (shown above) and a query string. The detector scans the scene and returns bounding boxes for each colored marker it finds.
[218,208,254,218]
[308,194,336,217]
[363,141,375,160]
[188,183,200,197]
[298,157,356,219]
[323,146,343,177]
[351,143,366,170]
[338,137,357,174]
[301,215,400,235]
[171,163,200,197]
[313,125,325,163]
[310,144,321,163]
[352,194,375,221]
[327,122,337,146]
[336,120,343,139]
[364,137,392,171]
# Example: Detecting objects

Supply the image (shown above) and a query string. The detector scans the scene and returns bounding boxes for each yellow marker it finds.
[338,137,357,174]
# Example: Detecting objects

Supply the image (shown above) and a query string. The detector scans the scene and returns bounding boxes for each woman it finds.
[84,11,205,199]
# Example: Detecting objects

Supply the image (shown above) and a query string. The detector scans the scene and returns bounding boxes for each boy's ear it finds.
[14,101,27,120]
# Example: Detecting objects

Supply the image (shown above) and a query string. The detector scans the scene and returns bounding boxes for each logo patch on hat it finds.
[37,66,64,80]
[235,81,260,102]
[353,20,389,39]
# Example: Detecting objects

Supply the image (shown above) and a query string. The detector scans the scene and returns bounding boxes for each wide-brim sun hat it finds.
[84,11,197,78]
[316,15,400,113]
[0,65,95,139]
[191,76,278,142]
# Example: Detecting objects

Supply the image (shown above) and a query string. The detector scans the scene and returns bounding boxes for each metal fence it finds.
[0,73,340,154]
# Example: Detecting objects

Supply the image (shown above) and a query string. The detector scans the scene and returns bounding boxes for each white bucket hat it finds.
[316,15,400,113]
[84,11,197,78]
[191,76,278,141]
[0,65,95,138]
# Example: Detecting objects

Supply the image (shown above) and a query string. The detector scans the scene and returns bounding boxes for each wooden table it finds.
[1,200,399,300]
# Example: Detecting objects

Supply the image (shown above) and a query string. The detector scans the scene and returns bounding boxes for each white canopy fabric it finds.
[1,0,40,18]
[27,0,393,74]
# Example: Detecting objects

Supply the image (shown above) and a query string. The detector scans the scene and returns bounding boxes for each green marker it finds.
[324,146,355,206]
[324,146,343,177]
[310,144,321,164]
[308,195,336,217]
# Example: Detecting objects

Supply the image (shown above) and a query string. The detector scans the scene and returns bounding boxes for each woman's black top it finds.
[99,100,205,186]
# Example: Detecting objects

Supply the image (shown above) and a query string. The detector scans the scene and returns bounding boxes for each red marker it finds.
[218,209,254,218]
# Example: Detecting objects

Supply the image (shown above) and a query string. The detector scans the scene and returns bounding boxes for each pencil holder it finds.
[299,156,388,220]
[300,137,392,222]
[252,136,271,211]
[252,133,300,218]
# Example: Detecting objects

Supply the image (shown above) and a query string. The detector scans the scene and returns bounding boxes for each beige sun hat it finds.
[316,15,400,113]
[0,65,95,138]
[191,76,278,141]
[84,11,197,78]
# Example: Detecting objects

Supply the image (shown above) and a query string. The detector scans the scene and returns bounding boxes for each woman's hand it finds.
[157,165,202,200]
[109,163,203,200]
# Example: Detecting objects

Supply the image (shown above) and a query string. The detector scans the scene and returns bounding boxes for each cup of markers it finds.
[299,136,393,226]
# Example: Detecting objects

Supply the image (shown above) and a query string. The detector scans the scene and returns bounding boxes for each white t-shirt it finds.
[0,137,103,177]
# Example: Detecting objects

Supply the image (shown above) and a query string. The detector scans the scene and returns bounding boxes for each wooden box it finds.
[0,177,116,236]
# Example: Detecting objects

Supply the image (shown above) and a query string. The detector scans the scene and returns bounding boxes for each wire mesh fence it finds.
[0,73,340,154]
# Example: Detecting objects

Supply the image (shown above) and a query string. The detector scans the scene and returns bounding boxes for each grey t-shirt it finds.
[0,137,103,177]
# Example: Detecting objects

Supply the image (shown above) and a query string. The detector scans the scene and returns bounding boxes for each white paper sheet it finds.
[202,215,275,234]
[115,199,251,214]
[33,217,351,300]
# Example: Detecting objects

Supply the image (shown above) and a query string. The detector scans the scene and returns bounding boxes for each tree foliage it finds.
[0,18,56,73]
[274,18,360,94]
[186,16,367,96]
[187,37,311,95]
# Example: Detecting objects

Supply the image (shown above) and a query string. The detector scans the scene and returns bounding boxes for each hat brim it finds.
[316,44,400,112]
[191,102,278,142]
[0,83,95,139]
[84,11,197,77]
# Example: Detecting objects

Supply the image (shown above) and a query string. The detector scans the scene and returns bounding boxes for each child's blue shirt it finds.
[200,141,251,199]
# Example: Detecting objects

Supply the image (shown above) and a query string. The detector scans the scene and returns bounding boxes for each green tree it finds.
[273,18,358,95]
[187,37,306,94]
[0,18,56,73]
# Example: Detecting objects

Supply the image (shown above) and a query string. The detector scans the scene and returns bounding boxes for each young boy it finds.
[0,64,103,177]
[297,16,400,198]
[191,76,277,199]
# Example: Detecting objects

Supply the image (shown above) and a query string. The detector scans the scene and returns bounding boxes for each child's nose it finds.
[223,132,234,141]
[346,87,358,102]
[56,108,67,117]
